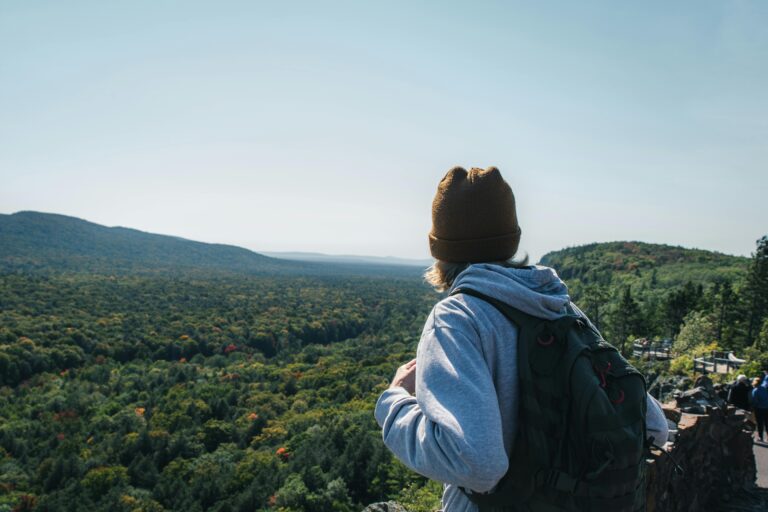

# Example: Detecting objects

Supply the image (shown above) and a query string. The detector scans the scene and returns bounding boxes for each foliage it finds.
[0,273,421,386]
[542,241,749,345]
[395,479,443,512]
[743,236,768,345]
[755,319,768,352]
[740,339,768,378]
[668,355,693,376]
[608,286,642,353]
[668,342,719,378]
[541,241,747,290]
[673,311,717,354]
[1,235,766,511]
[0,272,434,511]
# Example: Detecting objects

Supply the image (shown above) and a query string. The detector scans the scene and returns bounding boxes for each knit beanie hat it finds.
[429,166,522,263]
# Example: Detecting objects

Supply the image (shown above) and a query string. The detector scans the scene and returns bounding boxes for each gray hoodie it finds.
[375,264,669,512]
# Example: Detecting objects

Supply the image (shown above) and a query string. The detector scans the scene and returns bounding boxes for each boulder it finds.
[646,405,756,512]
[362,502,410,512]
[673,385,727,414]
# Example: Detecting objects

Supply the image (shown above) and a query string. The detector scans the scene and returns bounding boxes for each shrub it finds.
[669,355,693,376]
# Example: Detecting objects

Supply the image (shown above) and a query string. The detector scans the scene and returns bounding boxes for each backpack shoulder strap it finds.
[451,286,582,345]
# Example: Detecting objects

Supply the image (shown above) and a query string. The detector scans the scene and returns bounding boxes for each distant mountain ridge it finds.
[1,212,749,282]
[0,211,421,277]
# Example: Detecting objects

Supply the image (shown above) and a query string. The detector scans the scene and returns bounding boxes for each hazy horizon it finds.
[1,209,756,264]
[2,1,766,262]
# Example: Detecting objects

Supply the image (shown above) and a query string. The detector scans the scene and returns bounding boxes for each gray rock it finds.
[362,502,409,512]
[674,385,727,413]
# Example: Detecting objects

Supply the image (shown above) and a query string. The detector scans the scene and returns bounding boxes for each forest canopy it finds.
[1,236,766,512]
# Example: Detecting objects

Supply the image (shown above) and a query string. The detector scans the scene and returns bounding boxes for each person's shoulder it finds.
[426,294,482,338]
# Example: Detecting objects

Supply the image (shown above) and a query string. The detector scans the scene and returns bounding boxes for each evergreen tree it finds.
[581,283,609,330]
[712,280,741,347]
[640,294,665,339]
[663,281,701,338]
[610,286,643,353]
[754,318,768,352]
[745,236,768,345]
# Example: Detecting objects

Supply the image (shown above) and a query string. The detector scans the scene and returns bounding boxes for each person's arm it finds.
[645,394,669,446]
[375,323,508,492]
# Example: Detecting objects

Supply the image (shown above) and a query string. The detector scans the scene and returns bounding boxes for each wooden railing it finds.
[693,351,745,374]
[632,340,672,360]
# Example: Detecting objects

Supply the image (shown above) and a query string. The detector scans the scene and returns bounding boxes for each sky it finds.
[1,1,766,262]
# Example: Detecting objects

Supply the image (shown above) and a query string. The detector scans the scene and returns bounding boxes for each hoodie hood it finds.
[449,263,571,320]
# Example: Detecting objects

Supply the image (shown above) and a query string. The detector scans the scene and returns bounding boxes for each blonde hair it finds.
[424,255,530,293]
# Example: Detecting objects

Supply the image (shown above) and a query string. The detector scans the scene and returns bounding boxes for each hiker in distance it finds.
[375,167,669,512]
[727,374,752,411]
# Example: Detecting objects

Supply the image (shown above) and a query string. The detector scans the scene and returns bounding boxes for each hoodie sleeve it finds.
[645,394,668,445]
[375,320,508,492]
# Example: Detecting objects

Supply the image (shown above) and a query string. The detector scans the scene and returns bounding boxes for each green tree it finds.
[664,281,702,338]
[581,283,610,330]
[609,286,642,353]
[81,465,129,499]
[673,310,717,354]
[712,280,741,347]
[640,294,665,339]
[754,318,768,352]
[744,236,768,345]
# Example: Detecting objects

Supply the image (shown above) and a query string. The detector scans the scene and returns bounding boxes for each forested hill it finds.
[0,211,422,277]
[537,241,758,350]
[540,241,748,289]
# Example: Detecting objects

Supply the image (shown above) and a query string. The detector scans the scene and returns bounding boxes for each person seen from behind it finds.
[752,375,768,442]
[727,374,752,411]
[375,167,669,512]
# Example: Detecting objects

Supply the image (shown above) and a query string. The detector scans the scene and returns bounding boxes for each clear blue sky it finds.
[1,1,766,261]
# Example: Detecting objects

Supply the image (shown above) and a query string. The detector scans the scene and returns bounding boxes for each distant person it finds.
[752,376,768,442]
[727,374,751,410]
[375,167,669,512]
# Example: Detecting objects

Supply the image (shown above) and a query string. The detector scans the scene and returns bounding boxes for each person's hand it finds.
[390,359,417,395]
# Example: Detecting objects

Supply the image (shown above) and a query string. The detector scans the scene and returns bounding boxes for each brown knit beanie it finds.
[429,166,521,263]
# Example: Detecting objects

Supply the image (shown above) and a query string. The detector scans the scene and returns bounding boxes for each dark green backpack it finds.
[451,288,648,512]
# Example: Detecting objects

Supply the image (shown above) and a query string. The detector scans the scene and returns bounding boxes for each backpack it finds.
[451,287,648,512]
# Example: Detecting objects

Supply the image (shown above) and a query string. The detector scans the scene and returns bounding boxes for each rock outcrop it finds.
[672,384,728,414]
[646,394,755,511]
